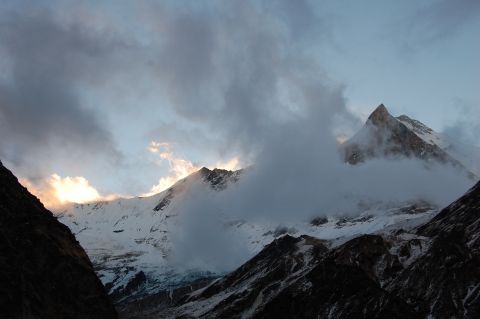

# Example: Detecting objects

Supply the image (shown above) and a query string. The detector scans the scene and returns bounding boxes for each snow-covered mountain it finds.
[57,168,242,300]
[58,166,438,302]
[396,113,480,177]
[343,104,480,177]
[57,104,480,305]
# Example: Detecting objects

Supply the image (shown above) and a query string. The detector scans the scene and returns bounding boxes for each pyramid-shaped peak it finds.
[369,103,389,118]
[367,103,393,124]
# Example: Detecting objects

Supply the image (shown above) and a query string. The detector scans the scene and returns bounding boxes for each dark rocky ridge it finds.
[387,180,480,318]
[198,167,242,190]
[0,161,117,319]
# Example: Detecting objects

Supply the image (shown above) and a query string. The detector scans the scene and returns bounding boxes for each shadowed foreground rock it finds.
[0,161,117,319]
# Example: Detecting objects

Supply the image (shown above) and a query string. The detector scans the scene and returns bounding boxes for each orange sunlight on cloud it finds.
[143,141,241,196]
[20,174,114,209]
[20,143,242,207]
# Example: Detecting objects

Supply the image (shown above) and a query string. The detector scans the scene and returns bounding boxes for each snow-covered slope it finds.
[57,166,438,302]
[57,167,241,300]
[397,114,480,177]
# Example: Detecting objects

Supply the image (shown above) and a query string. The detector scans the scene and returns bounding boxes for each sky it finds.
[0,0,479,207]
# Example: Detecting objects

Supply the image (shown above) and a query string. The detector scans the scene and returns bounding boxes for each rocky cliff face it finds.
[388,180,480,318]
[0,161,117,319]
[121,180,480,319]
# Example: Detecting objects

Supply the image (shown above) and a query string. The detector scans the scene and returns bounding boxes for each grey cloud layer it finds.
[0,0,476,197]
[143,0,332,159]
[0,10,123,178]
[0,0,329,181]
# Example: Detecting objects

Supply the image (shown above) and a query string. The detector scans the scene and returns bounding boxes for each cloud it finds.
[20,174,119,209]
[442,99,480,147]
[213,157,241,171]
[144,141,201,196]
[170,184,251,273]
[170,132,472,272]
[139,0,330,160]
[0,0,333,193]
[0,7,122,179]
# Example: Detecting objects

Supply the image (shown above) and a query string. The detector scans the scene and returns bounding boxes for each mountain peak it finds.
[198,166,211,175]
[343,104,470,169]
[367,103,392,124]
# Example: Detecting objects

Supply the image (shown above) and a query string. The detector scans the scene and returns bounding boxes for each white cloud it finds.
[20,174,119,209]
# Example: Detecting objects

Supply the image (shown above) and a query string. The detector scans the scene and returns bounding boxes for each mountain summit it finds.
[367,103,393,125]
[343,104,474,176]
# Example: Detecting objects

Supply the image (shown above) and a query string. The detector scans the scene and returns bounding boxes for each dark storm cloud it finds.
[0,9,122,177]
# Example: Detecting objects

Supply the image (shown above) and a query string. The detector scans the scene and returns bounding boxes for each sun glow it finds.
[144,142,200,196]
[20,143,242,207]
[20,174,111,209]
[211,157,241,171]
[49,174,101,204]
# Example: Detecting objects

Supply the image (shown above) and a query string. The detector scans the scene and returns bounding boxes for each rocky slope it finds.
[388,179,480,318]
[156,235,418,319]
[125,180,480,319]
[397,113,480,176]
[343,104,478,178]
[0,161,117,319]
